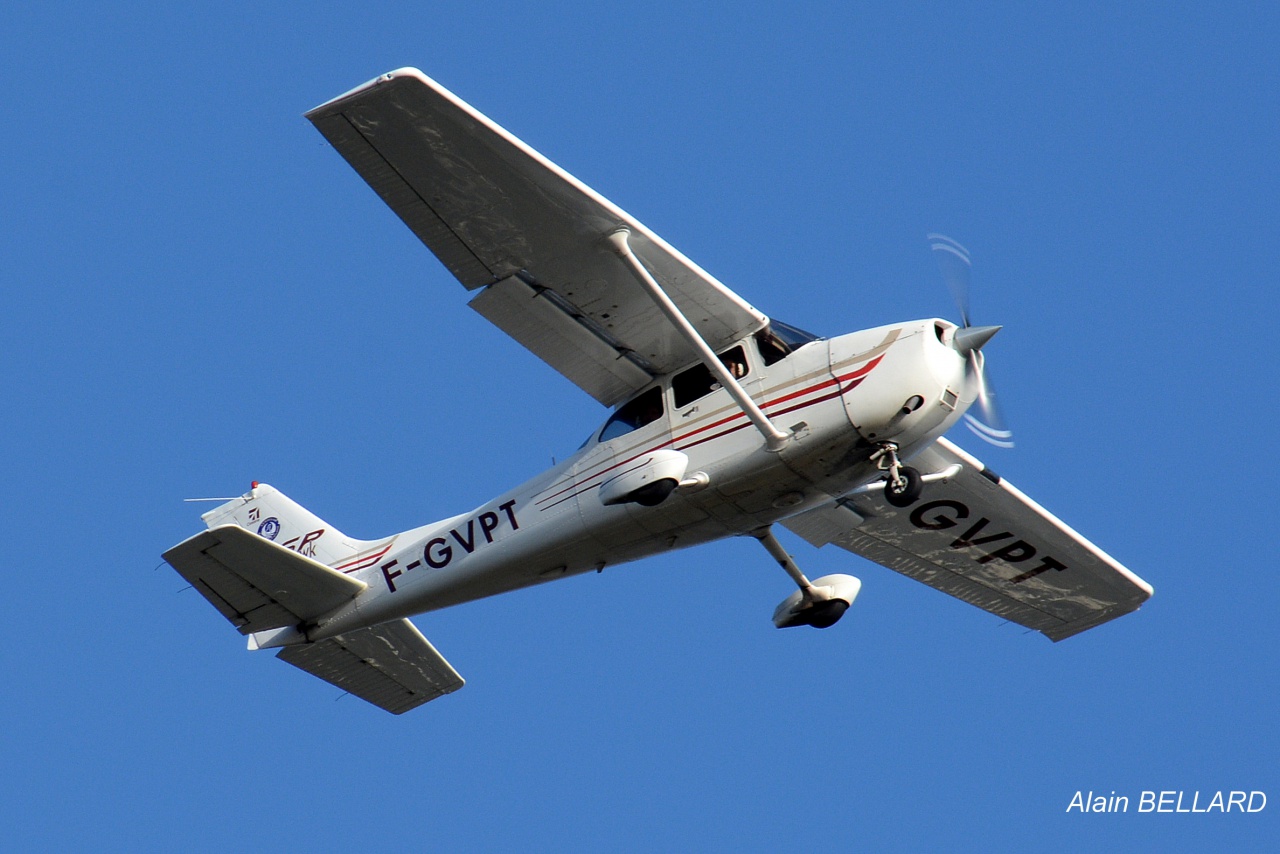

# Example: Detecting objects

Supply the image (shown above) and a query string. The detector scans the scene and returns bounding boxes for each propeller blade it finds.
[929,233,1013,449]
[928,233,972,328]
[964,350,1014,448]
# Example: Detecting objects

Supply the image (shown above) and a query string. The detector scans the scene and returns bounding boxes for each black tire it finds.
[806,599,850,629]
[883,466,923,507]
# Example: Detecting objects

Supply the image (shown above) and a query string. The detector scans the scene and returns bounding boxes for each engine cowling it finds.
[829,321,970,446]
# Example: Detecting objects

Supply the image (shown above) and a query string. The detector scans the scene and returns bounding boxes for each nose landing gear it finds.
[871,442,923,508]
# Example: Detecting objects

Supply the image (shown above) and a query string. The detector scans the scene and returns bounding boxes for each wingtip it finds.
[304,67,431,118]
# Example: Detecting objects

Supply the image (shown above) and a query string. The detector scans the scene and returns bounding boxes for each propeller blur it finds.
[929,234,1014,448]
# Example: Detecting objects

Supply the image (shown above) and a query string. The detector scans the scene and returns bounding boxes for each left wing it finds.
[782,438,1152,641]
[306,69,768,407]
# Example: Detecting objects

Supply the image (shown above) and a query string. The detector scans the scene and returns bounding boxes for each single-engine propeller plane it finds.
[164,69,1152,714]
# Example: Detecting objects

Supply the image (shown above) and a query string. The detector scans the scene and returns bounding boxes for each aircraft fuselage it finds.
[305,317,975,640]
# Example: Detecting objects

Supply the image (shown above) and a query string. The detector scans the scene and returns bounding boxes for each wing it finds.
[163,525,366,635]
[306,68,768,407]
[277,619,464,715]
[782,438,1152,641]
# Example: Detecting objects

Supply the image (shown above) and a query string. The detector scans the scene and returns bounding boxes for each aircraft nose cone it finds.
[952,325,1001,355]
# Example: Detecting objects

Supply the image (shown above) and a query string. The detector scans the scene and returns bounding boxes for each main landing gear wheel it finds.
[883,465,923,507]
[799,598,850,629]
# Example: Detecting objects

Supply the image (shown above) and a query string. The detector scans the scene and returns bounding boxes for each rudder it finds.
[198,483,363,567]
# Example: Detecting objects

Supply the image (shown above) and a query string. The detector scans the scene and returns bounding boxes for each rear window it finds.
[598,386,665,442]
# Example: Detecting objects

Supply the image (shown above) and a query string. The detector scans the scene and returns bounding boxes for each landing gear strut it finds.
[754,526,861,629]
[871,442,923,508]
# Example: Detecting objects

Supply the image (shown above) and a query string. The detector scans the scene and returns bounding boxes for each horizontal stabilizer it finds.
[164,525,366,635]
[277,619,464,714]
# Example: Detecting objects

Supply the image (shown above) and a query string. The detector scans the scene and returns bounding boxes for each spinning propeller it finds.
[927,234,1014,449]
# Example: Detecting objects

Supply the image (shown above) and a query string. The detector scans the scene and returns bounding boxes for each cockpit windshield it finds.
[755,320,820,366]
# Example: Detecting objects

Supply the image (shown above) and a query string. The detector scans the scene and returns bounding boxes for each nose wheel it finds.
[883,466,922,507]
[871,442,923,507]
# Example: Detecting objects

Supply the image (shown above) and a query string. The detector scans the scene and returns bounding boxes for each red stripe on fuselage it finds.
[532,356,882,511]
[332,542,394,574]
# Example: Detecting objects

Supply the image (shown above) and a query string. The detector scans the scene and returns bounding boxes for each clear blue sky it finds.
[3,3,1276,851]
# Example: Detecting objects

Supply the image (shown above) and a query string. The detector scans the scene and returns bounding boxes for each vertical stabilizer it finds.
[198,483,366,568]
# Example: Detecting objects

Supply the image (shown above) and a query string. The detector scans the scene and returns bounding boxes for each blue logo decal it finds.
[257,517,281,541]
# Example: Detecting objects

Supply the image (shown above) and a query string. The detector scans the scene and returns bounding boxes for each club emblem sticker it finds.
[257,517,281,541]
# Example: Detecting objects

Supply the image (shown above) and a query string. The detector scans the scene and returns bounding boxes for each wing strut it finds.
[607,229,791,451]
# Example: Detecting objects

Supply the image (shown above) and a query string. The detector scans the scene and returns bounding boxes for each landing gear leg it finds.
[754,526,861,629]
[871,442,923,508]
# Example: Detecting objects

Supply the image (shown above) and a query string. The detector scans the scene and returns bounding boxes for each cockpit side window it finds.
[672,346,749,409]
[754,320,820,366]
[598,386,665,443]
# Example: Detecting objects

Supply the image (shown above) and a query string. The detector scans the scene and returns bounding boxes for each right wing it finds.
[782,438,1152,641]
[305,69,768,407]
[277,619,464,715]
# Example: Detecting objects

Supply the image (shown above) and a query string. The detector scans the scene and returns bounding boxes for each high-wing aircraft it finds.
[164,69,1152,714]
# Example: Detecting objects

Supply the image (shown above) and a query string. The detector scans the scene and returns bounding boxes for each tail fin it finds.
[167,483,465,714]
[198,483,363,568]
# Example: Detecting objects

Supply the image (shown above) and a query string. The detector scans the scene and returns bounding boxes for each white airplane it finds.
[164,69,1152,714]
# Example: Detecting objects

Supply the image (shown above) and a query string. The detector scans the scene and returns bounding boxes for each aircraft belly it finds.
[691,389,868,528]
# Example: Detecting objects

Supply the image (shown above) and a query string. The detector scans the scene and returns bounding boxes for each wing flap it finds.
[306,69,768,404]
[164,525,366,635]
[782,438,1152,641]
[470,275,654,407]
[277,619,464,714]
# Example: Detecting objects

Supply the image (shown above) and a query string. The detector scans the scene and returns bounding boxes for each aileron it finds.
[310,109,495,287]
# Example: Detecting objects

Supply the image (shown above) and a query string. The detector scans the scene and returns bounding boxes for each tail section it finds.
[166,483,466,714]
[164,524,367,635]
[198,482,364,568]
[277,619,465,714]
[167,483,373,633]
